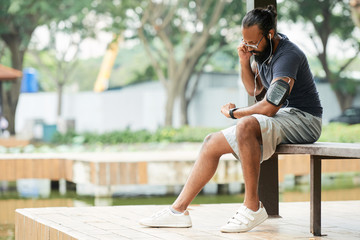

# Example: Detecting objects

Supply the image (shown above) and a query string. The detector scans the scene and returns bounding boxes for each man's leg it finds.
[236,116,262,211]
[139,131,234,228]
[220,116,267,233]
[172,131,234,212]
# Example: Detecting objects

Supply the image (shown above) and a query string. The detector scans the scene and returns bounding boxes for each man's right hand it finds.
[237,44,252,65]
[221,103,237,118]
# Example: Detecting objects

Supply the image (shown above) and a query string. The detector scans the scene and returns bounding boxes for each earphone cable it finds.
[254,35,273,103]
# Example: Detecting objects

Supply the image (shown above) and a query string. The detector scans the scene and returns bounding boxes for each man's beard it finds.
[251,38,272,64]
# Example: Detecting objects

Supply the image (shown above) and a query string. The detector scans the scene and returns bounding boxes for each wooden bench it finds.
[0,137,30,148]
[258,142,360,236]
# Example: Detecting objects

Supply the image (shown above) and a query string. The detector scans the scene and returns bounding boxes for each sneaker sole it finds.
[220,214,268,233]
[139,222,192,228]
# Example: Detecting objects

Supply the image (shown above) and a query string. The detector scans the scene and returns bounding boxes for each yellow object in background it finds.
[94,34,122,92]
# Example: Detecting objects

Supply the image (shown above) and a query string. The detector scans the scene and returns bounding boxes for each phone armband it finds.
[266,79,290,107]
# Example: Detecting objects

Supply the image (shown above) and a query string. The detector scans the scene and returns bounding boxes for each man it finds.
[139,5,322,233]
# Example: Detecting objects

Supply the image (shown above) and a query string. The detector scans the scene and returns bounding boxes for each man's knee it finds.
[201,131,230,157]
[203,132,218,146]
[236,116,262,143]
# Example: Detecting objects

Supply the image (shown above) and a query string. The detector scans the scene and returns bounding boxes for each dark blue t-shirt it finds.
[258,34,323,118]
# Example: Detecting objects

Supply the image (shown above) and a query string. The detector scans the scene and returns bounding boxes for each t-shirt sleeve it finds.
[272,51,301,80]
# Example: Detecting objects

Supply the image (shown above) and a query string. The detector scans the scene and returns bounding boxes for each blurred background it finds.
[0,0,360,239]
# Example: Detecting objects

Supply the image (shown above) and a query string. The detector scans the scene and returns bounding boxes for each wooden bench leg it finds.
[259,154,279,217]
[310,155,322,236]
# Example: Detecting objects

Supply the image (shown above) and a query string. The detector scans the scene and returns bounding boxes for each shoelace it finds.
[151,208,170,218]
[228,206,255,225]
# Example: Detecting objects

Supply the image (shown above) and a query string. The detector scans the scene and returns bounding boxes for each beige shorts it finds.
[221,108,322,162]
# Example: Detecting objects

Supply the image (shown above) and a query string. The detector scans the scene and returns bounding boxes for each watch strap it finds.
[229,108,239,119]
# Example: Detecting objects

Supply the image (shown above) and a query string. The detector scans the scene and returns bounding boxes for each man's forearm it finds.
[232,99,279,119]
[240,62,256,96]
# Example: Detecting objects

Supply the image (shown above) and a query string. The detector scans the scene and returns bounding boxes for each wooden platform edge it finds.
[15,209,77,240]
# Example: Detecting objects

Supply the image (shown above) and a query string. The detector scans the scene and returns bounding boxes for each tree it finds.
[280,0,360,111]
[91,0,136,92]
[29,10,96,126]
[130,0,244,126]
[0,0,90,134]
[0,40,7,62]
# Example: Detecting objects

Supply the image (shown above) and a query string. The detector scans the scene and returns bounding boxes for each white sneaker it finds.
[139,207,192,228]
[221,201,268,233]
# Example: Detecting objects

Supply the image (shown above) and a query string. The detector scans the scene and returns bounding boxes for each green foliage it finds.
[206,48,239,73]
[51,123,360,145]
[0,39,11,66]
[109,45,155,87]
[319,123,360,143]
[112,194,244,206]
[60,57,101,91]
[332,74,359,96]
[0,0,95,134]
[51,131,78,144]
[131,65,157,84]
[92,0,136,35]
[51,126,221,145]
[126,0,246,88]
[0,0,92,44]
[279,0,359,109]
[279,0,355,41]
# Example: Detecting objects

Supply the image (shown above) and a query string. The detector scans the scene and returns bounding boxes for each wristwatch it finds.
[229,108,239,119]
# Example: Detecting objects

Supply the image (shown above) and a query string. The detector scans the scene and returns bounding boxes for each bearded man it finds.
[139,5,322,233]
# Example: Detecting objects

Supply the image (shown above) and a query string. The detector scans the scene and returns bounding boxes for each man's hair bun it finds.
[266,5,277,19]
[242,4,278,36]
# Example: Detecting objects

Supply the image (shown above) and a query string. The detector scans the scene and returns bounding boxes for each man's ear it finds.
[268,29,275,39]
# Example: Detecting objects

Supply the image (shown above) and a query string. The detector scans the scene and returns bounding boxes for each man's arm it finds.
[221,77,295,119]
[238,45,264,96]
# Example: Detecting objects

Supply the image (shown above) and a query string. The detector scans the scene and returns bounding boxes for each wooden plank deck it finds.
[15,201,360,240]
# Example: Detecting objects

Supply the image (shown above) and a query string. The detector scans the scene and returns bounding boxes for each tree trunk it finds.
[1,34,25,135]
[334,90,354,111]
[164,85,177,126]
[178,65,201,125]
[313,4,355,112]
[324,70,354,112]
[57,83,63,118]
[180,89,189,126]
[178,68,198,126]
[56,83,67,133]
[139,0,226,127]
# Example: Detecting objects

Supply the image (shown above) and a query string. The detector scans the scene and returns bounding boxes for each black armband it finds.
[266,79,290,107]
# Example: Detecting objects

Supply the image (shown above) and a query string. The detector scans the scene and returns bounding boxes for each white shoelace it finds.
[151,208,170,218]
[228,206,255,225]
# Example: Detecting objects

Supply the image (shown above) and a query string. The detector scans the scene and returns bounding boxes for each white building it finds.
[15,72,355,138]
